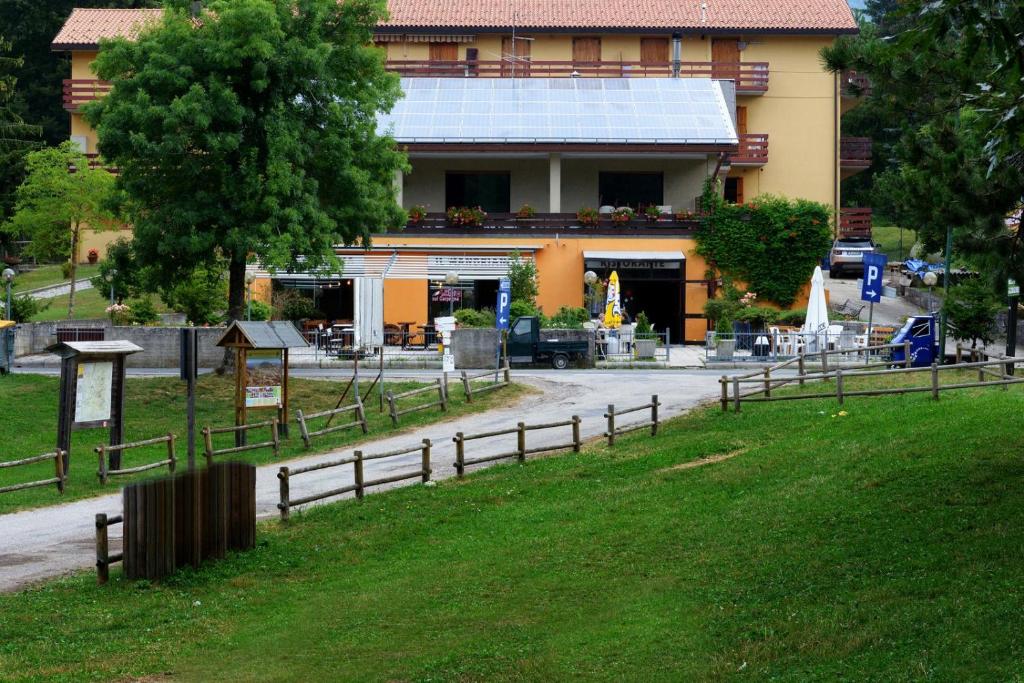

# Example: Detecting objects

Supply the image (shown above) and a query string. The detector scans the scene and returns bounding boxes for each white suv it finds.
[829,237,877,278]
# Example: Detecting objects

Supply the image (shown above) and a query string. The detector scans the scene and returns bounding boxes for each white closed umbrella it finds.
[801,266,829,352]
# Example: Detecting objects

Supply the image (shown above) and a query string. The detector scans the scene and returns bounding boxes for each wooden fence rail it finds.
[722,356,1024,412]
[202,418,280,464]
[277,439,432,520]
[604,395,660,446]
[386,379,447,426]
[0,450,66,495]
[295,400,367,448]
[95,512,123,585]
[461,363,512,402]
[96,434,176,484]
[453,416,581,478]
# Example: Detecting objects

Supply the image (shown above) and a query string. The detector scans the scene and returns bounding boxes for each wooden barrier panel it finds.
[0,450,65,495]
[460,364,511,402]
[603,395,660,446]
[96,434,176,484]
[296,400,367,448]
[453,417,581,478]
[202,418,280,464]
[386,380,447,426]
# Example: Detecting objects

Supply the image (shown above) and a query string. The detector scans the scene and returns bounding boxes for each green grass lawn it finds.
[0,373,525,514]
[10,264,100,294]
[872,224,916,262]
[3,376,1024,680]
[26,287,175,322]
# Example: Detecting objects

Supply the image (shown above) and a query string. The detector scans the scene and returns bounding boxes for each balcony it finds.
[401,212,700,234]
[385,60,770,94]
[839,207,872,238]
[731,133,768,166]
[62,79,111,111]
[840,136,872,174]
[68,153,116,174]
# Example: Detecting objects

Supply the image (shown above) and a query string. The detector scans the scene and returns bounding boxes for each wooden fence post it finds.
[356,400,368,434]
[454,432,465,478]
[354,450,365,499]
[55,450,66,493]
[572,415,581,452]
[386,392,398,427]
[821,348,829,376]
[437,379,448,412]
[97,445,107,485]
[278,466,290,521]
[461,371,473,402]
[95,513,109,585]
[651,395,659,436]
[798,352,805,386]
[297,409,311,448]
[167,433,176,474]
[720,376,728,412]
[517,422,526,463]
[836,368,844,405]
[203,427,214,462]
[931,362,939,400]
[904,340,911,368]
[732,377,741,413]
[421,438,432,483]
[606,404,615,446]
[763,368,771,398]
[271,418,280,457]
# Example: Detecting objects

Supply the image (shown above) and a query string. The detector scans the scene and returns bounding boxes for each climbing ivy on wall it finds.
[695,180,833,307]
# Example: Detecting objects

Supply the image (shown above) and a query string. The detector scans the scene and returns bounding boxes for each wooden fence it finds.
[202,418,280,464]
[460,364,511,402]
[453,417,581,478]
[386,379,447,427]
[95,462,256,584]
[295,399,368,448]
[604,395,660,446]
[277,439,432,520]
[722,353,1024,412]
[96,434,176,485]
[0,450,65,495]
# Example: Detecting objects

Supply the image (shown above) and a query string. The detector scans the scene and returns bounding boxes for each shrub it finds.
[777,308,807,326]
[547,306,589,329]
[61,261,73,279]
[277,293,317,321]
[507,250,538,306]
[735,305,779,328]
[248,299,272,321]
[454,308,495,328]
[696,179,832,306]
[128,297,160,325]
[510,299,545,324]
[4,294,49,322]
[943,278,1001,347]
[634,311,653,335]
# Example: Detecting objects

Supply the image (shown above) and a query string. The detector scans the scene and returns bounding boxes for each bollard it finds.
[454,432,465,478]
[606,404,615,446]
[277,467,290,521]
[720,376,728,412]
[763,368,771,398]
[732,377,741,413]
[97,445,107,485]
[437,379,448,412]
[651,395,659,436]
[271,418,280,457]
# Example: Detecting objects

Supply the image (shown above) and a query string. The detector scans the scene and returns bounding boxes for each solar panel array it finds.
[378,78,737,145]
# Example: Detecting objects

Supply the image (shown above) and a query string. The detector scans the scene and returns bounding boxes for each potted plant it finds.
[674,209,696,222]
[446,206,487,227]
[611,206,635,226]
[407,205,428,224]
[633,311,657,359]
[643,205,662,222]
[577,207,600,226]
[87,248,99,264]
[515,203,536,220]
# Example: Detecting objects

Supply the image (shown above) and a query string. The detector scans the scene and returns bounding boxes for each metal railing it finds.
[705,330,897,363]
[599,329,670,363]
[405,212,700,232]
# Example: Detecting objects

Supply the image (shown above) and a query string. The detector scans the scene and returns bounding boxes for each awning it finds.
[251,249,535,282]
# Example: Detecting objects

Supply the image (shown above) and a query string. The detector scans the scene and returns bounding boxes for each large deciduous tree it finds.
[0,35,41,249]
[84,0,408,333]
[2,141,117,317]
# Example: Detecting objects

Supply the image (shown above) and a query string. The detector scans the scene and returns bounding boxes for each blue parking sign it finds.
[861,253,887,303]
[496,279,511,330]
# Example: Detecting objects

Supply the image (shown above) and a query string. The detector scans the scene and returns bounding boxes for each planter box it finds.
[634,338,657,359]
[715,339,736,360]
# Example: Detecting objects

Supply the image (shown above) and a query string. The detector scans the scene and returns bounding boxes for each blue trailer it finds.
[890,315,941,367]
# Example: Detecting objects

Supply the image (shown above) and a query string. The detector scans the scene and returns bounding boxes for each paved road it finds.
[24,278,94,300]
[0,369,722,592]
[826,274,924,326]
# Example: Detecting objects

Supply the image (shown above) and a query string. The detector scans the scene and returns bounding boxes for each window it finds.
[445,172,511,213]
[573,37,601,65]
[724,177,744,204]
[598,172,664,209]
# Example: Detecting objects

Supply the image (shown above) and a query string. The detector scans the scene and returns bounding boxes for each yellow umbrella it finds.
[603,271,622,329]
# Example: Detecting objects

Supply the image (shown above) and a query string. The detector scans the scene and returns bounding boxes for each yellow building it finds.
[52,1,864,343]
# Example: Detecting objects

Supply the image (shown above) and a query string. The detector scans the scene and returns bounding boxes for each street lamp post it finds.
[2,268,13,322]
[444,271,459,316]
[107,268,117,306]
[584,270,598,316]
[245,272,256,321]
[3,268,14,373]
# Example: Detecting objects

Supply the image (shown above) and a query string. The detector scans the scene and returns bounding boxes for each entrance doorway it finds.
[583,253,685,340]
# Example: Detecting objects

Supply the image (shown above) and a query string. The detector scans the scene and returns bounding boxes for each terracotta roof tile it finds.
[52,1,856,50]
[51,8,162,50]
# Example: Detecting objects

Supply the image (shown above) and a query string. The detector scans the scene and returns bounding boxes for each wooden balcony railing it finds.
[68,153,117,174]
[62,79,112,111]
[732,133,768,165]
[385,60,770,93]
[842,70,872,98]
[839,207,873,237]
[840,137,872,168]
[403,212,700,233]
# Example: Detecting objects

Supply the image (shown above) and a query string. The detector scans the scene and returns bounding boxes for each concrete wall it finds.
[15,321,227,368]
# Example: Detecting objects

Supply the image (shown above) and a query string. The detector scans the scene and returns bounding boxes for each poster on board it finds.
[245,350,283,408]
[75,361,113,423]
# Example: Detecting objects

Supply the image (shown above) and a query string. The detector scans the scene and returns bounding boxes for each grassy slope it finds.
[0,374,524,514]
[26,287,175,322]
[3,378,1024,681]
[872,225,916,262]
[10,264,100,295]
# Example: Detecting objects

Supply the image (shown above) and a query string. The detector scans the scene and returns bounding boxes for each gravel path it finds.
[0,370,722,592]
